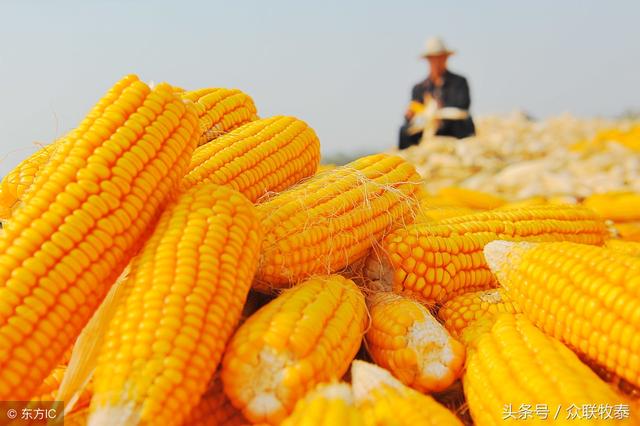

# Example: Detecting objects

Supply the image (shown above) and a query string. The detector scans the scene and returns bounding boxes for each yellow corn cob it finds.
[182,116,320,203]
[438,187,506,210]
[0,142,59,220]
[414,205,478,222]
[351,360,462,426]
[365,205,609,304]
[222,275,367,424]
[438,289,519,338]
[180,88,258,145]
[584,192,640,222]
[495,196,547,210]
[485,240,640,390]
[89,184,262,426]
[316,164,337,173]
[281,382,364,426]
[605,239,640,257]
[614,222,640,242]
[417,194,466,208]
[463,313,637,426]
[496,196,577,211]
[182,375,248,426]
[254,154,423,289]
[0,87,254,222]
[365,292,465,392]
[0,75,199,400]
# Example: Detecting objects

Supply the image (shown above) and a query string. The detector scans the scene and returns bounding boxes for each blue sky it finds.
[1,1,639,175]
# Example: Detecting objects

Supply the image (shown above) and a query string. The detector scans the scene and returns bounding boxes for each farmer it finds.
[398,37,475,149]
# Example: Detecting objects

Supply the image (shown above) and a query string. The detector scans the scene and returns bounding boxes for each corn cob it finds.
[584,192,640,222]
[0,87,254,222]
[64,409,90,426]
[414,205,477,222]
[365,292,465,392]
[463,313,637,426]
[495,196,547,210]
[485,240,640,390]
[254,154,422,289]
[89,184,261,426]
[0,142,58,220]
[182,116,320,203]
[182,374,248,426]
[180,88,258,145]
[496,196,578,210]
[281,382,364,426]
[605,239,640,257]
[365,205,609,304]
[417,194,467,208]
[614,222,640,242]
[0,75,199,400]
[438,289,519,338]
[32,365,93,410]
[351,360,462,426]
[32,366,67,401]
[316,164,337,173]
[222,275,367,424]
[438,187,506,210]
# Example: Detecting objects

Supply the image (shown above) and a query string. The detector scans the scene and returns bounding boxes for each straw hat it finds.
[420,37,455,58]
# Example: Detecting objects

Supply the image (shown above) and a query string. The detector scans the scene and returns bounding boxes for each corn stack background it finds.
[1,74,639,426]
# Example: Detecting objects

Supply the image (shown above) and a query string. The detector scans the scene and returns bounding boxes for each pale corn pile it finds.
[0,75,638,426]
[396,112,640,199]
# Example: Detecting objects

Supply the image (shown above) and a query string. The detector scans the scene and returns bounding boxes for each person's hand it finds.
[404,108,415,121]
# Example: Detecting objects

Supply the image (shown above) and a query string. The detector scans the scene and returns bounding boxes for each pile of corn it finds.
[0,76,639,426]
[396,112,640,199]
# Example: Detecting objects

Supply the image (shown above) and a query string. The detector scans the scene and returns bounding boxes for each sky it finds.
[1,0,639,176]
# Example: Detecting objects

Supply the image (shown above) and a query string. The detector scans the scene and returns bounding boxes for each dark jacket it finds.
[407,70,475,140]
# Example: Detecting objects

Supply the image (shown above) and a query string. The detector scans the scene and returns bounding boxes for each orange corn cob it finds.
[280,382,364,426]
[438,187,506,210]
[605,239,640,257]
[614,222,640,242]
[32,366,93,412]
[365,292,465,392]
[438,289,519,338]
[180,88,258,145]
[365,205,609,304]
[351,360,462,426]
[495,196,547,210]
[0,75,198,400]
[182,116,320,203]
[254,154,423,289]
[0,142,58,220]
[463,313,637,426]
[182,374,248,426]
[89,184,262,426]
[485,240,640,390]
[584,191,640,222]
[222,275,367,424]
